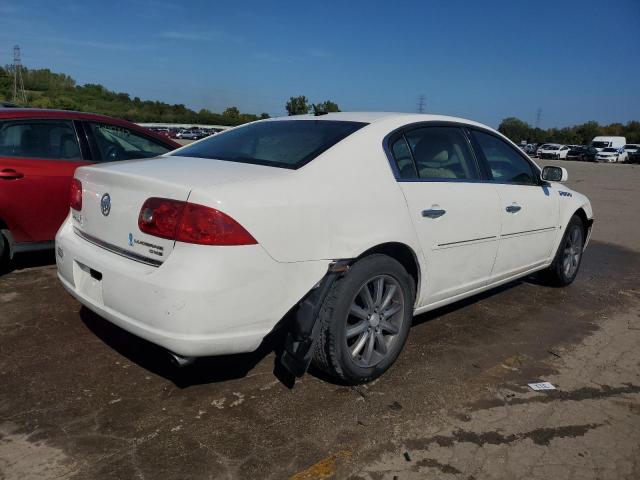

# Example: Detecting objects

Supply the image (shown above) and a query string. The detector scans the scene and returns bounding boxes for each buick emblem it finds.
[100,193,111,216]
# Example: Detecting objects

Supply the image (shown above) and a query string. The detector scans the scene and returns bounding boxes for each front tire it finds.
[312,254,415,384]
[540,215,585,286]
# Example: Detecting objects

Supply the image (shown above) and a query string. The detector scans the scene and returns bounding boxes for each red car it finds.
[0,109,180,266]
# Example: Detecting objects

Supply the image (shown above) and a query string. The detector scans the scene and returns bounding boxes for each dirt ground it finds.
[1,160,639,479]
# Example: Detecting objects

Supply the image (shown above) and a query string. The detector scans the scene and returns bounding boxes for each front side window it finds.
[87,123,171,161]
[393,126,479,180]
[0,120,81,160]
[172,120,367,169]
[472,130,538,185]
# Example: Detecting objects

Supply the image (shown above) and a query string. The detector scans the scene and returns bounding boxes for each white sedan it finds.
[595,147,625,163]
[538,144,570,159]
[56,113,593,384]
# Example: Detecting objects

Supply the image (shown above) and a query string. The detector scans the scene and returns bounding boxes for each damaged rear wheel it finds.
[312,254,414,384]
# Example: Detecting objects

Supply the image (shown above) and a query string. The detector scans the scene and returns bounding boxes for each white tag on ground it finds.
[528,382,556,391]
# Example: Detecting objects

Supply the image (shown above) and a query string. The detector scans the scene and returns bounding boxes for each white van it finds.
[590,136,626,152]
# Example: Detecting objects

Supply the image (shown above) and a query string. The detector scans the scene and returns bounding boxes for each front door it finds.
[469,129,560,281]
[388,125,502,305]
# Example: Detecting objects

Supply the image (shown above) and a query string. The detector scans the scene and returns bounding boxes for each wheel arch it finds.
[573,207,592,241]
[356,242,421,295]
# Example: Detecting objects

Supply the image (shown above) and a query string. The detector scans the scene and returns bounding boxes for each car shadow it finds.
[1,250,56,275]
[79,307,296,389]
[79,282,527,390]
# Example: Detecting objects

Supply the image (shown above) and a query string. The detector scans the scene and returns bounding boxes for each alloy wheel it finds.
[562,225,583,278]
[345,275,405,368]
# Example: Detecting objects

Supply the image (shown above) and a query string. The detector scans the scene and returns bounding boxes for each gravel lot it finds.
[1,160,639,479]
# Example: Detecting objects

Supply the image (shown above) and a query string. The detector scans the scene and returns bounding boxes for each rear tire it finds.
[540,215,584,287]
[312,254,415,384]
[0,232,8,273]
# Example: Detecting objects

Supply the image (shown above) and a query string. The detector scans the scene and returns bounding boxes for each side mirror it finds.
[541,165,568,182]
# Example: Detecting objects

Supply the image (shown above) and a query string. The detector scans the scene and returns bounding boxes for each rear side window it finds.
[0,120,81,160]
[472,130,538,185]
[172,120,367,169]
[391,126,479,180]
[87,123,171,162]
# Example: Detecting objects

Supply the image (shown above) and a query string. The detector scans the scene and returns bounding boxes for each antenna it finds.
[417,94,426,114]
[12,45,27,105]
[535,108,542,129]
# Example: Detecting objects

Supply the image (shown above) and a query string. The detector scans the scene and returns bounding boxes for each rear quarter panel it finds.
[186,122,422,264]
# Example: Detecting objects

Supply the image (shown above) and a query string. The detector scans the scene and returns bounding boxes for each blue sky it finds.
[1,0,639,128]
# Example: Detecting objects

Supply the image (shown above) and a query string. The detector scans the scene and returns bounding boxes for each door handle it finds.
[422,208,446,219]
[505,204,522,213]
[0,169,24,180]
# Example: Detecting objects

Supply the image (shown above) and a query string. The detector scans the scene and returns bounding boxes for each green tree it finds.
[223,106,240,119]
[312,100,340,114]
[259,112,270,119]
[498,117,532,143]
[285,95,310,115]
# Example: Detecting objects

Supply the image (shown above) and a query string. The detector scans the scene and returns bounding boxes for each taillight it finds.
[138,198,185,240]
[138,198,257,246]
[70,178,82,211]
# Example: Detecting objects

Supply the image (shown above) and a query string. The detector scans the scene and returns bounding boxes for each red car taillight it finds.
[70,178,82,211]
[138,198,257,246]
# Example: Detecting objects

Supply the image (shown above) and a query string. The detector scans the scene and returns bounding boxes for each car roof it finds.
[0,108,179,147]
[0,108,133,123]
[264,111,498,130]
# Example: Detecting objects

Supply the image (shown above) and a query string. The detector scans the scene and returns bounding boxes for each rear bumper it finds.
[55,218,329,357]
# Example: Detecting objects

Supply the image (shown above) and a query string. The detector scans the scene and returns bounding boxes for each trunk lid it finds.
[72,156,288,263]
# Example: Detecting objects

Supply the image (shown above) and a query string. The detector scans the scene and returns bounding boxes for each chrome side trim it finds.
[437,235,497,247]
[501,226,557,238]
[73,227,163,267]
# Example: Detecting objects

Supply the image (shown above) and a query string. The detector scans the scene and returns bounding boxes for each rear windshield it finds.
[172,120,367,169]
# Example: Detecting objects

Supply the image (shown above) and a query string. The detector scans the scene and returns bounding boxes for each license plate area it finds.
[73,261,104,305]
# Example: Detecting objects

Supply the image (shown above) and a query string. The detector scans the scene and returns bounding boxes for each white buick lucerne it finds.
[56,113,593,384]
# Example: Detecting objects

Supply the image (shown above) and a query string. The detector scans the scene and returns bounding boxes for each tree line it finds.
[0,65,268,125]
[498,117,640,145]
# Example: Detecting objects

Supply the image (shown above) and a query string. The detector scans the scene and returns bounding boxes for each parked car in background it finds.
[629,149,640,164]
[595,147,625,163]
[176,130,209,140]
[590,136,626,152]
[539,144,570,159]
[0,109,179,267]
[623,144,639,158]
[535,143,551,157]
[56,112,593,384]
[566,145,597,161]
[566,146,585,160]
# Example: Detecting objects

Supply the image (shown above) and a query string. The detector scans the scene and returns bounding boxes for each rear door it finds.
[388,124,501,305]
[469,129,560,281]
[0,118,90,243]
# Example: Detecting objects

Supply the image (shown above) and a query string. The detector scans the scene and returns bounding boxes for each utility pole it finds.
[12,45,27,105]
[417,94,426,114]
[535,108,542,129]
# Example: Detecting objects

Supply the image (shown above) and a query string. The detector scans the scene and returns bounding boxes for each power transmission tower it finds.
[535,108,542,129]
[417,94,426,113]
[12,45,27,105]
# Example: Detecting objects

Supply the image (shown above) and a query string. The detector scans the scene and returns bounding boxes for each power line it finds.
[417,94,426,114]
[12,45,27,105]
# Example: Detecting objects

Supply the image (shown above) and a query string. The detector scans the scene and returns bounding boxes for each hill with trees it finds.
[0,65,268,126]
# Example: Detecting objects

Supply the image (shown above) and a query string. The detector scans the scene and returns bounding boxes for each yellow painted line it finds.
[289,450,352,480]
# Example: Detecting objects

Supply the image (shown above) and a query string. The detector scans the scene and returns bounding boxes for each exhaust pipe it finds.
[168,351,195,367]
